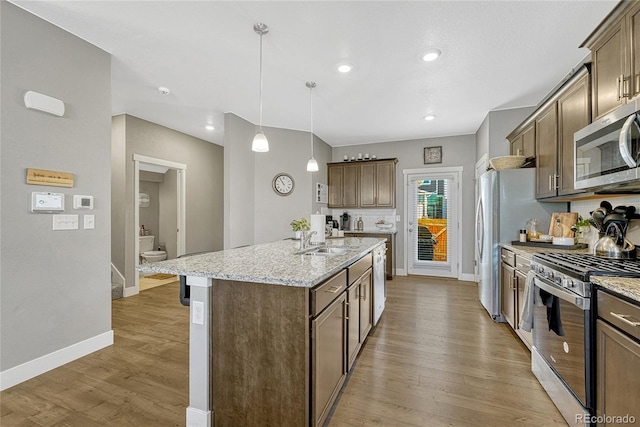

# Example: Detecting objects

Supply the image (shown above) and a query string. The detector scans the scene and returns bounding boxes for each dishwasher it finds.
[373,244,386,326]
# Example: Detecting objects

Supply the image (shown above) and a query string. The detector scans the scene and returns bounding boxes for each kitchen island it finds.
[138,237,386,427]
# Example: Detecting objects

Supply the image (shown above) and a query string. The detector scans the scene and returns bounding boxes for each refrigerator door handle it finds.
[475,196,484,261]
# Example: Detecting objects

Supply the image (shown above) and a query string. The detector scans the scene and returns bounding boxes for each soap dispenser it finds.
[357,216,364,231]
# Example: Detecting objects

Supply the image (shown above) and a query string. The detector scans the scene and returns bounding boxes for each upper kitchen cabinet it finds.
[328,159,397,209]
[535,103,558,199]
[328,163,359,208]
[508,123,535,159]
[507,66,590,200]
[536,67,591,199]
[582,1,640,119]
[557,72,590,196]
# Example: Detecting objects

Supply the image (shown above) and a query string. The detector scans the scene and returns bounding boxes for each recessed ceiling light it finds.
[338,64,353,73]
[158,86,171,95]
[422,49,441,62]
[205,124,215,131]
[424,114,436,121]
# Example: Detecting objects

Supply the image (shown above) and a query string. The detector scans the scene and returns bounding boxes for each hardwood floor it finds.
[327,276,566,426]
[1,282,189,426]
[1,277,566,426]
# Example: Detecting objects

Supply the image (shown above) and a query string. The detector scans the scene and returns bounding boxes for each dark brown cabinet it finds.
[358,268,373,342]
[346,280,361,370]
[557,73,590,196]
[535,103,558,199]
[508,67,590,200]
[311,293,346,427]
[345,232,394,279]
[596,290,640,426]
[328,159,397,208]
[509,123,535,159]
[328,163,359,208]
[584,1,640,119]
[500,247,532,349]
[501,260,516,328]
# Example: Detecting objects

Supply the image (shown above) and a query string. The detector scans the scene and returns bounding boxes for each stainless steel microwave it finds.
[574,98,640,191]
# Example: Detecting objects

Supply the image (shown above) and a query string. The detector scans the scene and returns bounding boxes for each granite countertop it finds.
[137,237,385,288]
[500,242,590,259]
[591,276,640,304]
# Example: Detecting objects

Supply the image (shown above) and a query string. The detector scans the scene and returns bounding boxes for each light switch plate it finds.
[84,215,95,229]
[53,214,78,230]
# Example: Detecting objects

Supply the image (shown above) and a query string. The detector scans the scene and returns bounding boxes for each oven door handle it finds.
[619,113,639,168]
[534,277,590,310]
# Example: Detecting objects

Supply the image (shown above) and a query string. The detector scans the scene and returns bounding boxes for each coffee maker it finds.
[341,211,351,231]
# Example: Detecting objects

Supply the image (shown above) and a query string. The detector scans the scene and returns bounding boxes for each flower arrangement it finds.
[571,215,591,232]
[290,218,311,232]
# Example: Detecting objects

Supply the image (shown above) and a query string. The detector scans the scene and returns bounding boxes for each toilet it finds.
[139,235,167,263]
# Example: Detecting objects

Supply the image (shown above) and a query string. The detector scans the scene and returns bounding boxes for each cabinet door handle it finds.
[325,285,342,294]
[617,75,623,101]
[623,75,631,99]
[553,174,558,190]
[610,311,640,327]
[548,174,552,191]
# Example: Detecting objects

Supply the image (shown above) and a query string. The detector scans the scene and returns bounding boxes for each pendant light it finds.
[252,22,269,152]
[306,82,319,172]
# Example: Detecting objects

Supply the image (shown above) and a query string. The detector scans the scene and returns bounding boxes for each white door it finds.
[406,169,461,278]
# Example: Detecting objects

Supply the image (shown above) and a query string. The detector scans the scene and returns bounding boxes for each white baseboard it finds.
[187,407,213,427]
[395,268,407,276]
[459,273,476,282]
[123,286,139,297]
[0,330,113,391]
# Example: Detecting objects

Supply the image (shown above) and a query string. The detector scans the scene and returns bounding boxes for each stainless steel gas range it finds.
[529,253,640,427]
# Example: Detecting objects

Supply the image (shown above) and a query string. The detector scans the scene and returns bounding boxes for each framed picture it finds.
[424,146,442,164]
[316,183,328,204]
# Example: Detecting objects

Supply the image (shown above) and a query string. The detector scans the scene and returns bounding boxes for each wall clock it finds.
[272,172,295,196]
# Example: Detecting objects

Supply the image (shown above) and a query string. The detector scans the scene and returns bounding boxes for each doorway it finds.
[404,167,462,278]
[130,154,187,296]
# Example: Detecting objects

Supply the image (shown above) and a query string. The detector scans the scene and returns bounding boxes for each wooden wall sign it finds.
[26,168,74,188]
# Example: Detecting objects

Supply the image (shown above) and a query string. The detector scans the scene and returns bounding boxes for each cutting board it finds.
[548,212,578,237]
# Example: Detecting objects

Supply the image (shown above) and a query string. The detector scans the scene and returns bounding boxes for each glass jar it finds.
[526,219,540,241]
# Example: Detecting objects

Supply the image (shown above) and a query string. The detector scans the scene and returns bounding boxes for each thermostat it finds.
[31,192,65,213]
[73,195,94,209]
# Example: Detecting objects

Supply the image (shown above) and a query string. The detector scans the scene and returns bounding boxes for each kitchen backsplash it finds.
[571,195,640,244]
[322,208,398,231]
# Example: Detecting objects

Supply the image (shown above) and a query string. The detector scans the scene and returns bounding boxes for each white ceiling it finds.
[11,1,618,147]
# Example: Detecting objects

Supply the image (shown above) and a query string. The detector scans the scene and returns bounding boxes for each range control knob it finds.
[562,279,574,288]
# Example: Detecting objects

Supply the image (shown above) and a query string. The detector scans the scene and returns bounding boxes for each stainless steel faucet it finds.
[300,230,317,250]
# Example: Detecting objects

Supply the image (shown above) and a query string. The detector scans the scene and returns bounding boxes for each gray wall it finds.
[159,169,178,259]
[112,115,224,289]
[333,134,477,276]
[111,115,126,278]
[476,106,536,163]
[1,1,112,372]
[224,113,332,246]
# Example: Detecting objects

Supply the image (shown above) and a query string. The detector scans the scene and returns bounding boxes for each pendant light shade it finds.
[252,22,269,152]
[252,131,269,152]
[306,81,318,172]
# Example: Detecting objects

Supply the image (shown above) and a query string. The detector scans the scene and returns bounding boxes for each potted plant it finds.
[571,215,591,244]
[290,217,311,239]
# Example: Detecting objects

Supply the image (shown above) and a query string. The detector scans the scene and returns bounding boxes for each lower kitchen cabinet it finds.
[345,232,395,279]
[501,260,516,328]
[500,247,532,349]
[359,268,373,341]
[346,279,361,370]
[311,293,347,427]
[346,266,373,371]
[596,291,640,426]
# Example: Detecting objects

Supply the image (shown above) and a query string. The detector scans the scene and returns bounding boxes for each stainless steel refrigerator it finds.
[475,168,556,321]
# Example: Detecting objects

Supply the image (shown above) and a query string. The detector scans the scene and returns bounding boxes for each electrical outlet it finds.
[192,301,204,325]
[396,215,400,222]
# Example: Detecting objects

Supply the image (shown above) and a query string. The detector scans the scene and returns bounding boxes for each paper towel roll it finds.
[310,214,326,244]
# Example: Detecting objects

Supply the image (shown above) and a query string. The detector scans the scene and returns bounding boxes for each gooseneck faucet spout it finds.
[300,230,317,250]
